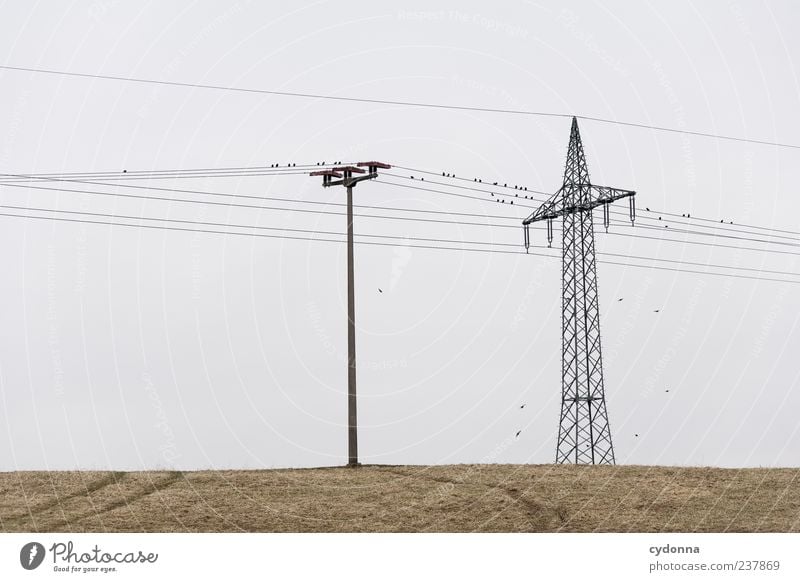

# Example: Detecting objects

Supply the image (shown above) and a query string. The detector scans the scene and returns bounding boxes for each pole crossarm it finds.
[314,165,385,188]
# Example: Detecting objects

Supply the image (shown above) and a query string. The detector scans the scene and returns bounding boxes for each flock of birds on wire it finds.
[404,170,739,223]
[239,162,740,225]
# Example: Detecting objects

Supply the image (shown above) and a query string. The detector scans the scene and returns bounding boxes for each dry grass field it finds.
[2,464,799,532]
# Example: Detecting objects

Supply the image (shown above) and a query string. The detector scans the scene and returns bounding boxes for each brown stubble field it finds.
[1,464,799,532]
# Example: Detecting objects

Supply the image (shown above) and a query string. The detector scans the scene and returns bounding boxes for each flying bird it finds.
[515,430,522,438]
[378,288,383,293]
[654,309,660,313]
[635,433,639,437]
[617,298,623,302]
[520,404,526,409]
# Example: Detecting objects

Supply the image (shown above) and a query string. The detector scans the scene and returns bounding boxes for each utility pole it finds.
[523,118,636,465]
[310,161,391,467]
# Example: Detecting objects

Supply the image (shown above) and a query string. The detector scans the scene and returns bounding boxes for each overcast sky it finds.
[0,0,798,471]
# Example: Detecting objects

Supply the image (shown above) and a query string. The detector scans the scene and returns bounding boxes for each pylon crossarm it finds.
[591,185,636,204]
[522,186,564,225]
[524,184,635,225]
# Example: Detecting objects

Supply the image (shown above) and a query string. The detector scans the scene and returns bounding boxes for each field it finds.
[2,464,799,532]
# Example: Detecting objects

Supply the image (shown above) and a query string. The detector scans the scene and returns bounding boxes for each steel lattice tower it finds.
[523,117,636,464]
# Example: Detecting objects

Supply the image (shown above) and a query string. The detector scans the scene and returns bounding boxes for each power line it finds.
[7,158,800,242]
[7,166,798,251]
[0,202,525,249]
[2,209,798,285]
[0,163,350,182]
[0,179,522,229]
[5,202,800,279]
[2,64,798,150]
[5,177,800,264]
[0,171,522,223]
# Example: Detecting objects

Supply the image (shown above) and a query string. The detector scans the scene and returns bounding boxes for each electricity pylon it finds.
[523,117,636,465]
[310,161,391,467]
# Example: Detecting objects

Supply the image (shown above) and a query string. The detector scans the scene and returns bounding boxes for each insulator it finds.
[629,196,636,226]
[603,202,610,233]
[523,223,530,253]
[546,219,553,248]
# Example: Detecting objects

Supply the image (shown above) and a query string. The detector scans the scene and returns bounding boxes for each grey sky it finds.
[0,0,798,470]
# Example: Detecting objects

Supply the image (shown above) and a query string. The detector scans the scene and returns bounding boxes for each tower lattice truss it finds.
[523,117,636,464]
